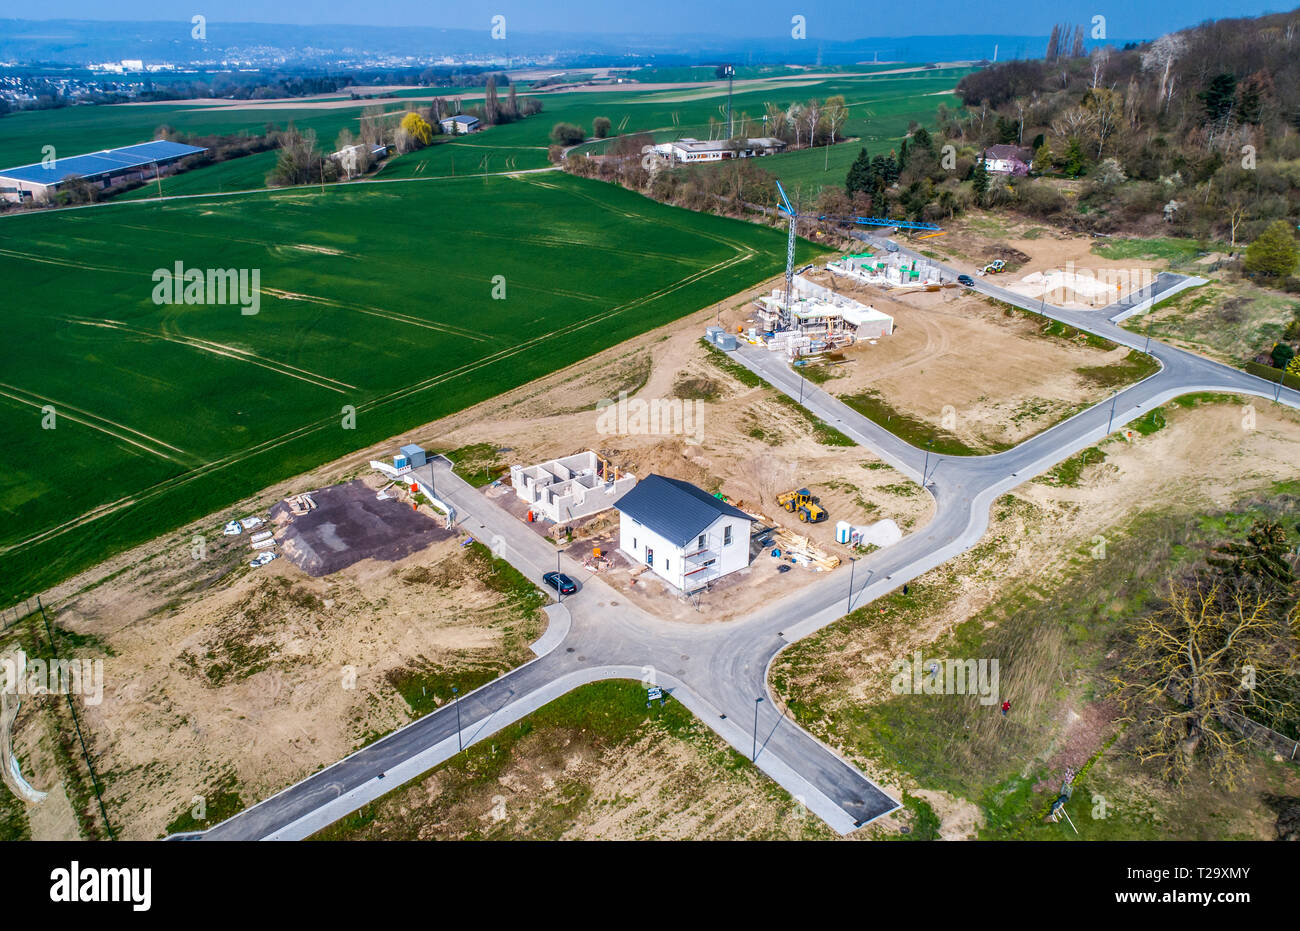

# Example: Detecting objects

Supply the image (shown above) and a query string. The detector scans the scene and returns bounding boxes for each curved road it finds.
[190,242,1300,840]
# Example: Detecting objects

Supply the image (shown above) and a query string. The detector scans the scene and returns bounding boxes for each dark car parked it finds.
[543,571,577,595]
[957,274,975,287]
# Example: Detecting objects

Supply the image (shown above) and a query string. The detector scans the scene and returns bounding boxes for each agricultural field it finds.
[1,67,966,202]
[0,171,825,601]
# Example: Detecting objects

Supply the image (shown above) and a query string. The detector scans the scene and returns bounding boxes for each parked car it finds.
[543,571,577,595]
[885,241,900,253]
[957,274,975,287]
[249,552,278,568]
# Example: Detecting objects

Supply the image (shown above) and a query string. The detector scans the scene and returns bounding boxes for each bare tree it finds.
[804,98,823,148]
[1090,46,1110,89]
[1142,34,1187,111]
[1109,574,1298,788]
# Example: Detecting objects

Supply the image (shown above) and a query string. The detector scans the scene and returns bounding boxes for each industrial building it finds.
[613,474,753,593]
[510,451,636,523]
[0,140,207,203]
[651,136,786,163]
[439,115,482,135]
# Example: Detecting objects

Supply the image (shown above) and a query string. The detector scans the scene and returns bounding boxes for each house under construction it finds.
[510,450,637,523]
[750,274,894,357]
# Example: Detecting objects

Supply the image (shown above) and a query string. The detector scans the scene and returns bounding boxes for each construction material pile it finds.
[771,528,840,571]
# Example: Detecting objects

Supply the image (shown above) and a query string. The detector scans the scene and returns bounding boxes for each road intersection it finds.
[191,242,1300,840]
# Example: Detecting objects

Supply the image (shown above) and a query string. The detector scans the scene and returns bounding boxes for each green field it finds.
[2,67,965,204]
[0,172,825,600]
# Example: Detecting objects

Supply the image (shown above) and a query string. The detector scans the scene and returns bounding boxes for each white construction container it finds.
[250,530,273,544]
[251,538,276,550]
[835,521,851,544]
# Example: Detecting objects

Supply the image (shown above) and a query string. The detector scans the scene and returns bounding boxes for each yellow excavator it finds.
[777,488,827,523]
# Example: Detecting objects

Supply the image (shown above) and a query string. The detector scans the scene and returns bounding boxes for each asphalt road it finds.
[191,243,1300,841]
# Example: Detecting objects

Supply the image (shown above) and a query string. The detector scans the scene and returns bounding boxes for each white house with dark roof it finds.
[980,144,1034,176]
[613,474,753,593]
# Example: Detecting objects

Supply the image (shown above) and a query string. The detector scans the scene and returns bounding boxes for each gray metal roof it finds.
[613,474,751,547]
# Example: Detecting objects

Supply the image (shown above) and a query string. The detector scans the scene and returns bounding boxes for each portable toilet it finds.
[835,520,851,544]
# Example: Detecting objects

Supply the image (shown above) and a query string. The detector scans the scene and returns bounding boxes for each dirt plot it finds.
[731,269,1150,453]
[274,480,452,576]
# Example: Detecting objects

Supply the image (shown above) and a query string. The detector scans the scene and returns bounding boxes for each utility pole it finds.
[724,65,735,139]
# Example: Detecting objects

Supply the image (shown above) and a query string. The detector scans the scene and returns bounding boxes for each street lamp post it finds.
[846,556,857,613]
[453,686,462,751]
[1107,393,1118,433]
[752,697,763,762]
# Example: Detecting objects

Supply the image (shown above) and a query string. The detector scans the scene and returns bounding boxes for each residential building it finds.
[613,474,753,592]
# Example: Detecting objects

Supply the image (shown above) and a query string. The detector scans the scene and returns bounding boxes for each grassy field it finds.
[0,171,826,601]
[773,487,1300,840]
[312,679,831,840]
[11,67,966,203]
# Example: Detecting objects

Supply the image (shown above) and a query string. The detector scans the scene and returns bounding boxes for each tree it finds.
[399,112,432,148]
[549,122,586,146]
[1197,73,1238,125]
[1208,518,1297,597]
[971,158,989,202]
[1270,342,1295,370]
[1141,34,1187,111]
[1244,220,1299,279]
[845,147,872,197]
[483,76,499,125]
[1109,574,1299,788]
[269,126,322,186]
[593,117,612,139]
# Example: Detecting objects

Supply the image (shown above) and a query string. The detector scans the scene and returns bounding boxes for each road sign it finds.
[647,687,663,702]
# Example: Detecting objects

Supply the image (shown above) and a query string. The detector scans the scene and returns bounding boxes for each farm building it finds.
[510,451,635,523]
[0,140,207,203]
[440,115,481,135]
[613,474,753,593]
[651,137,786,163]
[980,144,1034,176]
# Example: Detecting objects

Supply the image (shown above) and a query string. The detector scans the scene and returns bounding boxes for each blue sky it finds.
[0,0,1290,37]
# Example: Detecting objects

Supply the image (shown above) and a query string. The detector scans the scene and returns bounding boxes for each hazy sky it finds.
[0,0,1290,37]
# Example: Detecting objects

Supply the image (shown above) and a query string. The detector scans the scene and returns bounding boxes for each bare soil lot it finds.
[726,268,1155,454]
[275,479,452,576]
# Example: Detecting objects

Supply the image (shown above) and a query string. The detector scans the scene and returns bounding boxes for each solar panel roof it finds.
[0,141,207,186]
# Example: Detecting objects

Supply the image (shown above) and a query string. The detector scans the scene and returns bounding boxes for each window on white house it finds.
[665,559,670,571]
[724,525,733,546]
[698,534,706,550]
